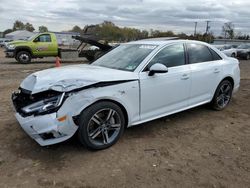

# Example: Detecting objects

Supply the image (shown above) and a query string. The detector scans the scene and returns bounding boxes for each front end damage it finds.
[11,64,139,146]
[12,88,78,146]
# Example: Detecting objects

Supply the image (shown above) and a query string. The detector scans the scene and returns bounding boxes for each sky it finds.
[0,0,250,36]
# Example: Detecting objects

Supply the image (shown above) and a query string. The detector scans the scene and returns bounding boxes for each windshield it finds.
[237,44,250,49]
[92,44,157,71]
[27,34,39,41]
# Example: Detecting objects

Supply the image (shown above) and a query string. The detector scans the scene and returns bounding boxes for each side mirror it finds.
[148,63,168,76]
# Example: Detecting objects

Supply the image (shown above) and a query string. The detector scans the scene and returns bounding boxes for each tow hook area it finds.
[39,130,65,140]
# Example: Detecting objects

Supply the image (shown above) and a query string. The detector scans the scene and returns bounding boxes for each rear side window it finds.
[187,43,214,64]
[209,48,222,61]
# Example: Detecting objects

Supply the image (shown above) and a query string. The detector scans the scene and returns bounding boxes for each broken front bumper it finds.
[15,112,78,146]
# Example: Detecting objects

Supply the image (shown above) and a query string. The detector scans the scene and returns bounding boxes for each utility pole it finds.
[205,21,211,34]
[194,22,197,36]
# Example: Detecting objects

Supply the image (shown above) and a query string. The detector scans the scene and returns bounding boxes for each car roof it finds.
[128,39,210,47]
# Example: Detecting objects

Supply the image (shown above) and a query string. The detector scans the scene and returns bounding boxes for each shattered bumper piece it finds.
[15,112,77,146]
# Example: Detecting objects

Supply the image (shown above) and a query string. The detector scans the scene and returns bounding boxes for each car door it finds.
[186,43,223,106]
[139,43,191,121]
[32,34,55,56]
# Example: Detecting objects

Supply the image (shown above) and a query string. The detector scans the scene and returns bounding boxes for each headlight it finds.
[21,93,65,115]
[7,44,15,50]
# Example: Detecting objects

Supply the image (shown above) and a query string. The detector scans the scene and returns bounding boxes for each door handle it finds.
[181,74,189,80]
[214,68,220,73]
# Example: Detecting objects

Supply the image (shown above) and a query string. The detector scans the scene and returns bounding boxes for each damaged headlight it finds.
[21,93,65,115]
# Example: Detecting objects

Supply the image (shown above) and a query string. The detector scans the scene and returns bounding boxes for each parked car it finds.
[0,38,12,47]
[236,43,250,60]
[213,44,237,57]
[12,40,240,150]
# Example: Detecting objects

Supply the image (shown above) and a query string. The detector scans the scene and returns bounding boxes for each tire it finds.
[16,51,31,64]
[211,80,233,110]
[231,53,236,58]
[78,101,125,150]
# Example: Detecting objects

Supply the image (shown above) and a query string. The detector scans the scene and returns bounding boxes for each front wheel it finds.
[78,101,125,150]
[211,80,233,110]
[16,51,31,64]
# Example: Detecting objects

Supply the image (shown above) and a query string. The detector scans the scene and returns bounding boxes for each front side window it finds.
[34,34,51,42]
[187,43,214,64]
[146,43,185,70]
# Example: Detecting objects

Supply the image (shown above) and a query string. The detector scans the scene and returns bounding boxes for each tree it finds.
[39,25,48,32]
[71,25,82,33]
[222,22,235,39]
[3,29,13,37]
[25,22,35,32]
[13,20,25,30]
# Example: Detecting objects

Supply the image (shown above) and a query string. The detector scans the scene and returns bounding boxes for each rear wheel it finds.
[16,51,31,64]
[78,101,125,150]
[231,53,236,57]
[211,80,233,110]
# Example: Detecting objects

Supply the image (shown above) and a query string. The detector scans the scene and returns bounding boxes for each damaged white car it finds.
[12,40,240,150]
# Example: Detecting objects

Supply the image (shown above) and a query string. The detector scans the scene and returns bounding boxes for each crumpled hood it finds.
[20,64,138,94]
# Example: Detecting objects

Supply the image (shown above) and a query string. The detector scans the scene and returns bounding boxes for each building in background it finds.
[213,39,250,45]
[53,31,80,47]
[5,30,34,40]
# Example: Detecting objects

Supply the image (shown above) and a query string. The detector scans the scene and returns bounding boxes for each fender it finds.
[14,46,33,57]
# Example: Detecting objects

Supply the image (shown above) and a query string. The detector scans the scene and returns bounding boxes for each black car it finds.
[236,44,250,60]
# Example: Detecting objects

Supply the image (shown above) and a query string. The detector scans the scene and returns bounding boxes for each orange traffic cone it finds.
[55,56,61,67]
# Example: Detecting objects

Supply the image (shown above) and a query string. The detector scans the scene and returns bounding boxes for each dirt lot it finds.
[0,48,249,188]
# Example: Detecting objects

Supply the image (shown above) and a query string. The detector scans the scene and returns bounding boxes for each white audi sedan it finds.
[12,40,240,150]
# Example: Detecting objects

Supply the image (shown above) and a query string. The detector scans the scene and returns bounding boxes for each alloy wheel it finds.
[87,108,121,146]
[216,83,232,108]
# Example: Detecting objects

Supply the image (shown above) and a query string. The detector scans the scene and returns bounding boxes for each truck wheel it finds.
[16,51,31,64]
[78,101,125,150]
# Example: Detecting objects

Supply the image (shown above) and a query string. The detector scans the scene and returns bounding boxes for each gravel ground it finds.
[0,48,250,188]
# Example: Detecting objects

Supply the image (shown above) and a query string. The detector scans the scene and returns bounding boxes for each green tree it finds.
[38,25,48,32]
[71,25,82,33]
[13,20,25,30]
[3,29,13,37]
[25,22,35,32]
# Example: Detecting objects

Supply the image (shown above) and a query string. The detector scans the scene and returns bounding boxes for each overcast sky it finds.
[0,0,250,35]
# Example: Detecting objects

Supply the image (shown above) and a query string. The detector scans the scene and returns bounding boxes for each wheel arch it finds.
[211,76,235,102]
[74,98,129,128]
[221,76,234,88]
[15,46,33,57]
